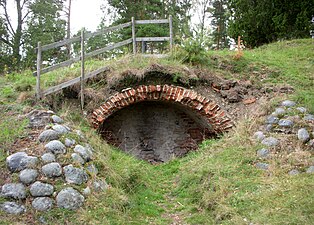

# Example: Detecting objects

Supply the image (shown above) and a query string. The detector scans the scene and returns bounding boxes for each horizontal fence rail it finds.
[35,16,173,109]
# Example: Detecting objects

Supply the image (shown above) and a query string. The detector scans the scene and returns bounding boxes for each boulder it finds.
[253,131,265,141]
[281,100,296,107]
[1,183,26,199]
[265,116,279,124]
[42,162,62,178]
[38,129,59,142]
[65,138,76,147]
[74,145,92,162]
[30,181,54,197]
[19,169,38,185]
[297,128,310,143]
[6,152,28,172]
[41,153,56,164]
[51,115,63,124]
[71,153,85,165]
[0,202,26,214]
[56,187,84,210]
[52,124,69,135]
[278,119,294,127]
[63,165,88,185]
[261,137,279,147]
[257,148,270,158]
[32,197,53,211]
[45,140,66,154]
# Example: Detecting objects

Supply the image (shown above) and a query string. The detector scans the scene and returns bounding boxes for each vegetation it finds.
[0,39,313,224]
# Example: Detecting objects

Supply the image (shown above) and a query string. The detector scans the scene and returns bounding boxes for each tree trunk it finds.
[66,0,72,58]
[13,0,23,67]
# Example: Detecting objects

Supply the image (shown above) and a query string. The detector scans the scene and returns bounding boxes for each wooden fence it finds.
[35,16,173,109]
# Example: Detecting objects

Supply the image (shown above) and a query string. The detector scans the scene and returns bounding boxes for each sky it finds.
[71,0,103,34]
[5,0,201,35]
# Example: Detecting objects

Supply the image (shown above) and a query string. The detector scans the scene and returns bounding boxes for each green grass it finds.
[0,39,313,224]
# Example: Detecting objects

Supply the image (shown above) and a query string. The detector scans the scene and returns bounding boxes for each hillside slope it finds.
[0,39,313,224]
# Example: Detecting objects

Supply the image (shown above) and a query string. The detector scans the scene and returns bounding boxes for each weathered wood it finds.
[40,36,81,52]
[33,56,81,76]
[86,38,132,59]
[42,66,109,96]
[132,17,136,54]
[80,30,85,110]
[169,15,173,50]
[136,19,169,24]
[85,22,132,39]
[36,41,42,100]
[135,37,170,42]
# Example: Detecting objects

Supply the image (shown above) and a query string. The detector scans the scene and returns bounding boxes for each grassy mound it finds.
[0,39,313,224]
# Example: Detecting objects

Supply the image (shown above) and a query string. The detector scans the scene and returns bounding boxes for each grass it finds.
[0,39,313,224]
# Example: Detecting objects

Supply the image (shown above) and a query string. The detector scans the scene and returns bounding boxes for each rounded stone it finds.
[257,148,270,158]
[278,119,294,127]
[272,108,286,117]
[288,169,300,176]
[297,128,310,143]
[63,165,88,185]
[74,145,91,162]
[281,100,296,107]
[306,166,314,174]
[65,138,76,147]
[71,153,85,165]
[6,152,28,172]
[51,115,63,124]
[38,129,59,142]
[304,114,314,121]
[92,179,109,192]
[56,187,84,210]
[256,162,269,170]
[1,183,26,199]
[32,197,53,211]
[83,187,91,196]
[261,137,279,147]
[19,169,38,185]
[265,116,279,124]
[296,107,307,113]
[86,164,98,175]
[253,131,265,141]
[0,202,26,214]
[30,181,54,197]
[52,124,69,135]
[42,162,62,178]
[45,140,66,154]
[265,124,273,132]
[41,153,56,163]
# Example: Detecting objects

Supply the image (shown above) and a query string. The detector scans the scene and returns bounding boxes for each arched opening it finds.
[91,85,233,162]
[99,101,215,162]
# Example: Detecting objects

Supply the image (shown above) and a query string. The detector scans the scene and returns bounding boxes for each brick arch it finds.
[91,85,233,133]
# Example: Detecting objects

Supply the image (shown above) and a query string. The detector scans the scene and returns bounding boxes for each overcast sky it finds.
[71,0,103,33]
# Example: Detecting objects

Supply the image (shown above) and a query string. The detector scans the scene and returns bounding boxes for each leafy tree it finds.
[23,0,66,68]
[228,0,314,47]
[0,0,32,69]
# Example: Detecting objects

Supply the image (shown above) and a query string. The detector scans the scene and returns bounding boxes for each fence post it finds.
[132,17,136,54]
[36,41,42,100]
[169,15,173,51]
[80,29,85,111]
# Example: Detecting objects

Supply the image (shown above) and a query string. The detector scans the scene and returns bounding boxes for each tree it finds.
[0,0,32,69]
[193,0,212,43]
[228,0,314,48]
[23,0,66,67]
[210,0,229,49]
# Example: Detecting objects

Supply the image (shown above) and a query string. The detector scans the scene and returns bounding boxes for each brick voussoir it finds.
[91,84,233,133]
